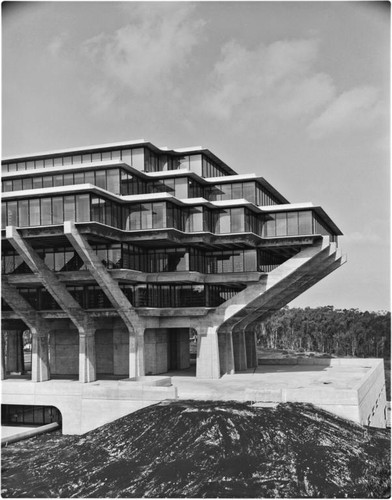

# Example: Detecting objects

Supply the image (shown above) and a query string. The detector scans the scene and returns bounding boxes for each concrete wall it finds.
[2,379,177,434]
[145,329,169,375]
[144,328,190,375]
[49,329,79,376]
[356,359,387,428]
[95,330,114,375]
[251,358,387,428]
[113,325,129,376]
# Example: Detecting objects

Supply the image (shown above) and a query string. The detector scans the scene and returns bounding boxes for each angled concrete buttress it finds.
[2,278,50,382]
[5,226,96,383]
[63,221,145,378]
[198,237,346,378]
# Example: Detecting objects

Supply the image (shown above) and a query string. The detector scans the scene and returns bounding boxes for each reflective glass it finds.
[95,170,106,189]
[52,197,64,224]
[232,183,243,199]
[76,194,90,222]
[7,201,18,226]
[287,212,298,236]
[141,204,152,228]
[42,176,53,188]
[18,200,29,227]
[298,211,312,234]
[13,179,22,191]
[22,178,32,190]
[231,208,244,232]
[132,148,144,170]
[63,174,73,186]
[29,199,40,226]
[3,180,13,192]
[152,202,165,228]
[41,198,52,225]
[74,172,84,184]
[218,210,230,233]
[64,196,75,221]
[276,213,287,236]
[84,171,95,185]
[107,169,120,194]
[33,177,43,189]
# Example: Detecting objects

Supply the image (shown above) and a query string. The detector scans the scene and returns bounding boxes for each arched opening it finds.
[1,404,62,427]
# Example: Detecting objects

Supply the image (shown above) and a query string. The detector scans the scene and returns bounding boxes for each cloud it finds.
[307,86,383,139]
[48,33,68,57]
[82,3,204,101]
[202,38,336,121]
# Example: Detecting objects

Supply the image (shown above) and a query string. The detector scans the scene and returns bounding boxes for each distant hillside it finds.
[1,401,390,498]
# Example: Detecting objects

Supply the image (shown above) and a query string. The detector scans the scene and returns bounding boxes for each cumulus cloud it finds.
[307,86,383,139]
[202,37,384,140]
[202,38,335,121]
[82,3,204,100]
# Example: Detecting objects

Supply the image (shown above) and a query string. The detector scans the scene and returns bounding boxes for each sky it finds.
[2,1,390,312]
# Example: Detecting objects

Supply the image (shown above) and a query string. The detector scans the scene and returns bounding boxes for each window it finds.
[76,194,90,222]
[106,169,120,194]
[22,178,32,190]
[298,211,312,235]
[52,197,64,224]
[231,208,244,233]
[64,196,75,221]
[29,199,40,226]
[152,202,165,229]
[32,177,43,189]
[41,198,52,225]
[18,200,29,227]
[276,213,287,236]
[42,176,53,188]
[95,170,106,189]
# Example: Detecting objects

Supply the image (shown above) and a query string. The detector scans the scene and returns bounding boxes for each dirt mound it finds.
[1,401,390,498]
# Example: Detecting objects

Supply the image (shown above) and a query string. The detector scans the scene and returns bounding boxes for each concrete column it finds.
[6,330,25,374]
[128,331,145,378]
[137,332,145,377]
[31,331,50,382]
[245,330,258,369]
[218,329,235,375]
[79,331,96,383]
[233,330,247,372]
[1,332,6,380]
[196,325,220,379]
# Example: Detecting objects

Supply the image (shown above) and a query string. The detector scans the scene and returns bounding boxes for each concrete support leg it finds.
[233,330,247,372]
[245,330,258,369]
[1,332,6,380]
[196,326,220,379]
[218,330,235,375]
[79,331,96,383]
[31,332,50,382]
[137,332,145,377]
[7,331,25,374]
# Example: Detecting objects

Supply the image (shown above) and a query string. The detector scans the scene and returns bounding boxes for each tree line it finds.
[250,306,390,359]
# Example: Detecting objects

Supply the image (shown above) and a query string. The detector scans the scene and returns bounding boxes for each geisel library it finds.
[1,140,387,434]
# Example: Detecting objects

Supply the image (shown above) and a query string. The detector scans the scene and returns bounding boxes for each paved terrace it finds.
[1,358,386,432]
[168,363,372,400]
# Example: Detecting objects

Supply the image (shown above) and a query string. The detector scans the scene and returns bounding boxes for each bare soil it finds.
[1,401,390,498]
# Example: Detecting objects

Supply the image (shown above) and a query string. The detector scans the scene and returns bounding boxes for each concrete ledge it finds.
[2,379,178,434]
[125,376,172,386]
[1,422,60,446]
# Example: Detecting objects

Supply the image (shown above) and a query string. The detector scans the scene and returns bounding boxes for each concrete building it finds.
[1,139,353,433]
